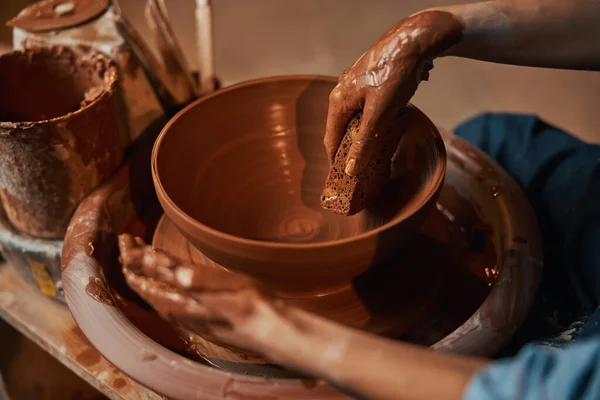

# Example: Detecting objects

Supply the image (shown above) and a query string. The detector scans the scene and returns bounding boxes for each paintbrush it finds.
[111,0,181,113]
[145,0,198,99]
[195,0,216,95]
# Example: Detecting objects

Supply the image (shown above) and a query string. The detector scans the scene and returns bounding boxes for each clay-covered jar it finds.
[0,46,126,239]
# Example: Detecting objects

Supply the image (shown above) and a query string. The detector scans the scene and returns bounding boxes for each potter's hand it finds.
[324,11,463,176]
[119,233,487,400]
[118,234,276,350]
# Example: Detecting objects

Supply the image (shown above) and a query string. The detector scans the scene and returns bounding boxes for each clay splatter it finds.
[113,378,127,389]
[85,277,115,306]
[75,348,101,367]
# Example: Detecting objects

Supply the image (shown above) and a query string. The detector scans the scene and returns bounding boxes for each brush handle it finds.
[146,0,198,100]
[195,0,216,95]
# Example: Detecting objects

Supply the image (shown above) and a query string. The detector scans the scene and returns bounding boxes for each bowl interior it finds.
[0,47,110,123]
[154,77,444,245]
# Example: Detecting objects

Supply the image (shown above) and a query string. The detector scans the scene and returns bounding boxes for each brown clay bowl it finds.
[152,76,446,293]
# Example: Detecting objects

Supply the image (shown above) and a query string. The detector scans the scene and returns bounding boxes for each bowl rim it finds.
[151,74,447,250]
[0,46,118,129]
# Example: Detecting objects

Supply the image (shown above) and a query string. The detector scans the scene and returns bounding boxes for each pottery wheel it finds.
[152,195,480,376]
[62,122,533,398]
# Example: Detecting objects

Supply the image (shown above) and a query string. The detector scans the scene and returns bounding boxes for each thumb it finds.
[324,86,362,164]
[344,100,382,176]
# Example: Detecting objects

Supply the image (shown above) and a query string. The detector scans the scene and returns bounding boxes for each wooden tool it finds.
[195,0,216,95]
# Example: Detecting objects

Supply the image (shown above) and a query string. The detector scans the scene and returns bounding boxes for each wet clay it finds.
[113,378,126,390]
[75,347,102,367]
[95,272,204,365]
[118,234,275,348]
[0,46,125,238]
[6,0,110,33]
[85,276,115,306]
[323,11,464,178]
[109,284,207,363]
[152,77,445,293]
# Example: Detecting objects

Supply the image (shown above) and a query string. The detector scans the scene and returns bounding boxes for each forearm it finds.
[247,305,488,400]
[121,234,488,400]
[427,0,600,70]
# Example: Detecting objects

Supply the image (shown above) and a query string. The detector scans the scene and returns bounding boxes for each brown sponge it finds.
[320,111,405,216]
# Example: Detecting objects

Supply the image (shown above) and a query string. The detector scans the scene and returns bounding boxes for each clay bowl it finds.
[152,76,446,293]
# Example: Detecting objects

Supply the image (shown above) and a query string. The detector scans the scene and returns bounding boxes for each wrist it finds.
[242,304,346,379]
[400,10,465,60]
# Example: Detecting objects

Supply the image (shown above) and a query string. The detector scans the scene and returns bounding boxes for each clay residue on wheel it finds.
[85,276,115,306]
[0,46,124,238]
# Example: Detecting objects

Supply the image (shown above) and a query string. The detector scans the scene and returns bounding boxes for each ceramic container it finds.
[151,76,446,293]
[0,46,125,239]
[9,0,166,143]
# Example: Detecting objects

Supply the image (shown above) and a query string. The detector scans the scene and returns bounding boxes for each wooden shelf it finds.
[0,263,163,400]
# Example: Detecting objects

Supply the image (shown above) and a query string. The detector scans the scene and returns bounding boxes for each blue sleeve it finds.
[464,335,600,400]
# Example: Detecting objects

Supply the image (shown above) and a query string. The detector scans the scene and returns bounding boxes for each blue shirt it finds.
[454,113,600,400]
[465,335,600,400]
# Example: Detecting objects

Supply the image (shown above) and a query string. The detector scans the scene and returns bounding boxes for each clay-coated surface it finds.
[322,10,463,178]
[152,76,446,292]
[0,46,125,238]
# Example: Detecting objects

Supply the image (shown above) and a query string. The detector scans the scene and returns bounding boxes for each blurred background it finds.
[2,0,600,142]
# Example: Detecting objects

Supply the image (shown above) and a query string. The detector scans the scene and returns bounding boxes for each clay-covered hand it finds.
[324,10,464,176]
[118,234,487,400]
[118,234,278,350]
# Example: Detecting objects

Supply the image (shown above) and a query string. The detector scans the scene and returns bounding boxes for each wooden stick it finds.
[195,0,216,95]
[145,0,198,99]
[112,0,180,112]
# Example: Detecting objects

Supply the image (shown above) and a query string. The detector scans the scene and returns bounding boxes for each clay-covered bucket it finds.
[0,45,125,239]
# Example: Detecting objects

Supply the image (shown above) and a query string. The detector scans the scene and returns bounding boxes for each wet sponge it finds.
[320,111,405,216]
